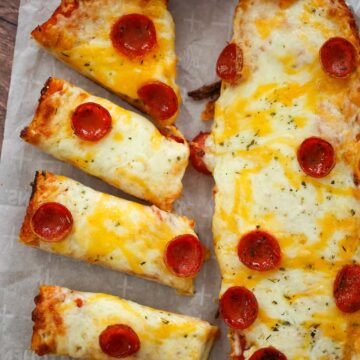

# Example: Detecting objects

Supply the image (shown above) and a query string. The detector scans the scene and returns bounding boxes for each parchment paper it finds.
[1,1,359,359]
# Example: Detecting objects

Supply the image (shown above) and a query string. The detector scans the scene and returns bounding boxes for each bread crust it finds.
[20,78,64,145]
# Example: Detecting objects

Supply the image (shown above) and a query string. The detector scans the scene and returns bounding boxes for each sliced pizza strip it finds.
[211,0,360,358]
[31,285,218,359]
[20,171,206,295]
[20,78,188,210]
[31,0,180,124]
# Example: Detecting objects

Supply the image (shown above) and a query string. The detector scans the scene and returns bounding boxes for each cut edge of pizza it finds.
[31,0,180,125]
[31,285,219,359]
[19,171,207,295]
[205,0,360,359]
[20,77,188,211]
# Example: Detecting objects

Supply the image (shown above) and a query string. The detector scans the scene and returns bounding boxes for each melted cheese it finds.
[32,286,218,360]
[22,78,189,210]
[212,0,360,358]
[32,0,180,123]
[21,172,198,295]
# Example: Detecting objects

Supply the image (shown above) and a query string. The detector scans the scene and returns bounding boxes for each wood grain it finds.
[0,0,19,155]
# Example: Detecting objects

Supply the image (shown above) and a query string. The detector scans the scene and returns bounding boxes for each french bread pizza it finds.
[187,0,360,358]
[31,285,218,359]
[31,0,180,124]
[19,171,206,295]
[20,78,188,211]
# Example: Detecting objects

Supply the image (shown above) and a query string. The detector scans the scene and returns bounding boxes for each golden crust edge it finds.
[20,77,65,145]
[31,285,66,356]
[19,171,46,247]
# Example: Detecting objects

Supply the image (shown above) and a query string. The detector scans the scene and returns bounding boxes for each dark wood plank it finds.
[0,0,20,155]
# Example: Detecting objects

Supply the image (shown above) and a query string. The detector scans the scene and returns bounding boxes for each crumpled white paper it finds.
[0,1,359,359]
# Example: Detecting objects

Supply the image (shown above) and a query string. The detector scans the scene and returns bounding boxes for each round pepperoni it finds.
[189,132,211,175]
[334,264,360,313]
[216,43,243,83]
[249,347,287,360]
[220,286,258,330]
[111,14,157,59]
[31,202,73,242]
[164,234,204,278]
[297,137,335,178]
[238,230,281,272]
[99,324,140,358]
[137,81,178,121]
[159,127,185,144]
[72,102,112,142]
[320,37,357,78]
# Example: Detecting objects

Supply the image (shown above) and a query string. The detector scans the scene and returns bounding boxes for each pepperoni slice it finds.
[249,347,287,360]
[189,132,211,175]
[159,127,185,144]
[297,137,335,178]
[72,102,112,142]
[164,234,204,278]
[31,202,73,242]
[216,43,243,83]
[99,324,140,358]
[137,81,178,121]
[334,264,360,313]
[220,286,258,330]
[111,14,157,59]
[238,230,281,272]
[320,37,357,78]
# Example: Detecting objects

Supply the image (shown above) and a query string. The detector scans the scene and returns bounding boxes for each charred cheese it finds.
[211,0,360,358]
[20,78,189,211]
[31,0,180,124]
[31,285,218,359]
[20,171,201,295]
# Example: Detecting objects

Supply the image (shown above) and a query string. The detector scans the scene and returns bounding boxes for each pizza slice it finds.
[20,171,206,295]
[206,0,360,358]
[31,285,218,359]
[31,0,180,124]
[20,77,188,211]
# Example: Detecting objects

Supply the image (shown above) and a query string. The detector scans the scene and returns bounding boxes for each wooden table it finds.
[0,0,19,154]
